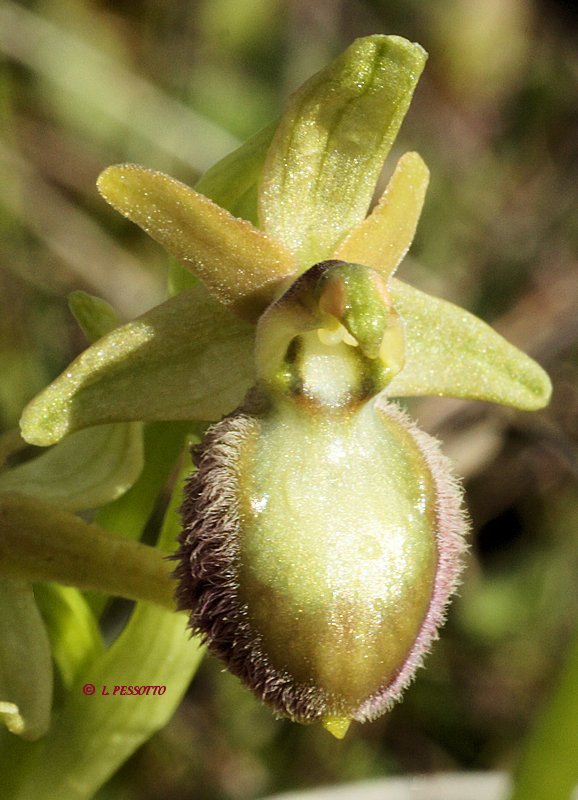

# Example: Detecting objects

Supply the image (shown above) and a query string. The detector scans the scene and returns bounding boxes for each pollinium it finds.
[175,261,468,738]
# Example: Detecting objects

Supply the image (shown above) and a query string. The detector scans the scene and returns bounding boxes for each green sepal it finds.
[258,35,427,267]
[19,285,256,446]
[167,257,198,296]
[97,164,296,319]
[0,423,143,511]
[0,579,53,741]
[387,279,552,410]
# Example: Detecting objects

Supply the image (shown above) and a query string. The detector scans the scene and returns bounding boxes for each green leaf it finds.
[334,151,430,278]
[88,421,191,617]
[11,454,203,800]
[386,279,552,410]
[20,284,256,446]
[0,423,143,511]
[95,421,191,541]
[259,35,427,267]
[0,579,53,741]
[97,164,296,320]
[13,607,201,800]
[0,494,174,609]
[33,585,104,689]
[0,296,144,510]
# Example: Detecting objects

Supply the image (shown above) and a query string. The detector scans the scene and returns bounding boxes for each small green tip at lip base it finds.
[322,716,351,739]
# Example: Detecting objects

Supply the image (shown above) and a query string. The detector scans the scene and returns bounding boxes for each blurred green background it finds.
[1,1,577,798]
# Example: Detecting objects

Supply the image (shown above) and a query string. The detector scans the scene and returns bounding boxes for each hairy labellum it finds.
[175,261,469,736]
[176,392,467,731]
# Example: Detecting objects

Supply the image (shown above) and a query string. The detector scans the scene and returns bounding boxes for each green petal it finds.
[387,279,552,410]
[259,35,427,267]
[0,423,143,511]
[0,579,53,741]
[97,164,296,320]
[20,285,256,446]
[334,151,430,278]
[164,125,277,295]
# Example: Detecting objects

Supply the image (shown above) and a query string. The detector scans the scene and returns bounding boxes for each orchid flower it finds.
[14,35,550,741]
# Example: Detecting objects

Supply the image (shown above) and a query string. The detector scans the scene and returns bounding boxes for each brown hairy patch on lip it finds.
[174,411,334,722]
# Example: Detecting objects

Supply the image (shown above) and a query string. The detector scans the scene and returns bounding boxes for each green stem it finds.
[0,493,175,610]
[509,628,578,800]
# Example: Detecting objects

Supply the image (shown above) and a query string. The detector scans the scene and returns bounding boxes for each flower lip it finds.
[175,393,468,726]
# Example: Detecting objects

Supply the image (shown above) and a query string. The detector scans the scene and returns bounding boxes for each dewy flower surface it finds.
[19,35,551,738]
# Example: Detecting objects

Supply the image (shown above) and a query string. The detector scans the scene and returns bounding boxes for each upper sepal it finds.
[259,35,427,268]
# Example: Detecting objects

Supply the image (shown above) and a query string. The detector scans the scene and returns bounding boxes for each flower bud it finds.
[175,262,468,735]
